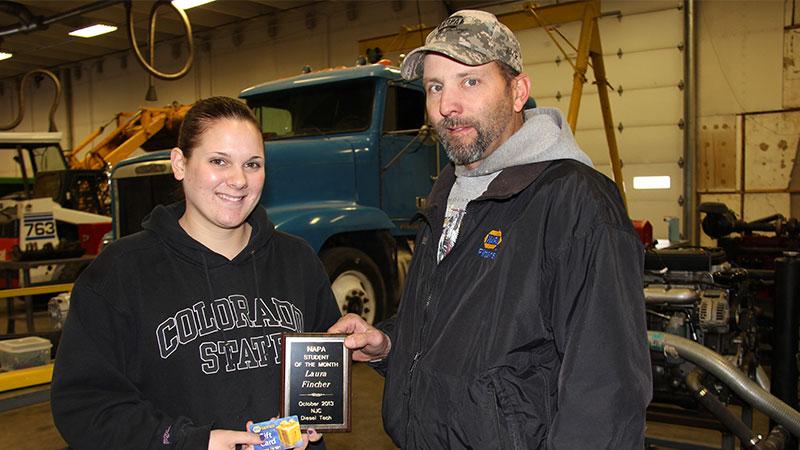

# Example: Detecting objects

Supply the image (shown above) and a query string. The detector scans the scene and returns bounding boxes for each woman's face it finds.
[171,118,265,233]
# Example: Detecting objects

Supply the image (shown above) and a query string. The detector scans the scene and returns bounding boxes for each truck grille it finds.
[114,174,180,237]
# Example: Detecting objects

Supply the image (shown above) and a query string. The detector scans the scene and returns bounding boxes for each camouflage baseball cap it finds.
[400,10,522,80]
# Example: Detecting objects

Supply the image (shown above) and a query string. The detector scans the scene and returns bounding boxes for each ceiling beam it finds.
[246,0,315,11]
[192,2,275,20]
[2,35,103,60]
[0,53,73,70]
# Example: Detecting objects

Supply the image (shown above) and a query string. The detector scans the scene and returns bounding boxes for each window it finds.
[633,176,671,190]
[249,79,375,140]
[32,145,67,172]
[383,85,426,132]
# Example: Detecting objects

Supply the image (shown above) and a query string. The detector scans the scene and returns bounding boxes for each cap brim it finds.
[399,42,493,80]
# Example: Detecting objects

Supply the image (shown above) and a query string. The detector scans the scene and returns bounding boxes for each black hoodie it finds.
[51,202,341,449]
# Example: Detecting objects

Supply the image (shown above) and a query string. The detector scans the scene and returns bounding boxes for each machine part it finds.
[0,69,61,132]
[686,368,790,450]
[685,368,763,448]
[773,254,800,449]
[755,365,770,392]
[698,290,729,331]
[648,331,800,437]
[699,202,800,240]
[126,0,194,80]
[48,292,70,329]
[644,285,699,304]
[66,103,191,170]
[665,312,687,337]
[645,245,727,272]
[321,247,386,325]
[699,202,740,239]
[755,426,789,450]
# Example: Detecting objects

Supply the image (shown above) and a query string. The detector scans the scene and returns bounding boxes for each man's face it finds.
[422,54,517,168]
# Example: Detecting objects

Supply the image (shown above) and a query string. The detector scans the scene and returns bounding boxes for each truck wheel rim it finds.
[331,269,376,324]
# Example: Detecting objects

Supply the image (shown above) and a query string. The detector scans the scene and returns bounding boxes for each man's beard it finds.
[434,99,512,166]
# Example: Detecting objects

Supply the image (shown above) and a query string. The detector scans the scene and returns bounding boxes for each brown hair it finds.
[177,96,260,157]
[496,61,520,87]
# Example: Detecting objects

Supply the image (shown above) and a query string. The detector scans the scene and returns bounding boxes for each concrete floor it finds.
[0,302,774,449]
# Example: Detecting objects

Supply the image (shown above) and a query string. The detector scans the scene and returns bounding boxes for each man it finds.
[329,9,651,449]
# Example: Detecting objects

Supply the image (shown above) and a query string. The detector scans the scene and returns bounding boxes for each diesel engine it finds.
[644,247,765,408]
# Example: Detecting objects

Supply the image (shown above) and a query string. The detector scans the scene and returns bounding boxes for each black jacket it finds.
[51,202,341,449]
[378,160,652,449]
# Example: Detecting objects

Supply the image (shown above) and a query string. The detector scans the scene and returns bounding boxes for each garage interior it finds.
[0,0,798,449]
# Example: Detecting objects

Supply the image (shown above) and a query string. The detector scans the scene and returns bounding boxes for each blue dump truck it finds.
[109,63,442,324]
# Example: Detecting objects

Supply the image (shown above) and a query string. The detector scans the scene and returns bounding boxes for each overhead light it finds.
[69,24,118,38]
[0,52,12,61]
[633,175,671,190]
[172,0,215,10]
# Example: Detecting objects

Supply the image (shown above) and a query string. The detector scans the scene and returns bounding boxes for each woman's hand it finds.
[298,427,322,449]
[208,428,263,450]
[242,419,322,450]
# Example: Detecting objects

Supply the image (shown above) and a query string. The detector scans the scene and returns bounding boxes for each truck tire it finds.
[396,245,413,297]
[321,247,386,325]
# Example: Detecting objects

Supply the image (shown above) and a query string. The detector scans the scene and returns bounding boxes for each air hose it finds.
[685,368,789,449]
[126,0,194,80]
[648,331,800,437]
[0,68,61,131]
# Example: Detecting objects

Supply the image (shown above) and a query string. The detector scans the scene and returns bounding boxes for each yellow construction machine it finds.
[66,102,191,171]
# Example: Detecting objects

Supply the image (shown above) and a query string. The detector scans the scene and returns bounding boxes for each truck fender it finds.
[267,203,395,253]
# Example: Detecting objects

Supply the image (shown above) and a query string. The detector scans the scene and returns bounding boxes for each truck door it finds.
[379,84,439,228]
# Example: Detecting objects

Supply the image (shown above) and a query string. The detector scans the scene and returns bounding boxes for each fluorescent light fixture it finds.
[172,0,215,10]
[69,24,118,38]
[633,175,671,190]
[0,52,12,61]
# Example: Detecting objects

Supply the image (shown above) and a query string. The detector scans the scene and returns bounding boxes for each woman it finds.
[52,97,340,449]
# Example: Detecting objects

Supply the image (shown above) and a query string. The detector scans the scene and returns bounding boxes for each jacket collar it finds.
[424,160,552,221]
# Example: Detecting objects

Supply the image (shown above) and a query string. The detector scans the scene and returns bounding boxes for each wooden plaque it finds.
[280,333,351,432]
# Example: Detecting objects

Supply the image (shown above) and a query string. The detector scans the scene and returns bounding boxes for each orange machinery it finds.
[66,102,191,171]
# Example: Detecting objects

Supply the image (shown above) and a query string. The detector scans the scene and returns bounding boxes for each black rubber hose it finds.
[754,426,788,450]
[648,331,800,437]
[686,369,761,448]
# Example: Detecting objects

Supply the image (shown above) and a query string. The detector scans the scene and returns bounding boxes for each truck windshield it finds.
[249,79,375,140]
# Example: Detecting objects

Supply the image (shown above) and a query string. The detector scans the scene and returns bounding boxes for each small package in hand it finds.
[250,416,303,450]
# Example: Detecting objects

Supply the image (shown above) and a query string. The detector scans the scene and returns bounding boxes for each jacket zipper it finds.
[404,205,471,445]
[409,349,422,374]
[408,290,431,376]
[405,290,432,446]
[405,233,436,446]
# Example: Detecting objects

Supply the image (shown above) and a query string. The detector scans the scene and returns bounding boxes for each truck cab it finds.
[110,63,442,324]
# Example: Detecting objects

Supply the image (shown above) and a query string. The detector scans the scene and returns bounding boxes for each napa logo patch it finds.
[478,229,503,260]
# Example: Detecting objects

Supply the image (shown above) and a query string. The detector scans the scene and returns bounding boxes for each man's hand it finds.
[328,313,391,362]
[208,429,262,450]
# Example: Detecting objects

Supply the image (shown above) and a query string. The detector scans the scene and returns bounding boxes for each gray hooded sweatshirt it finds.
[438,107,593,262]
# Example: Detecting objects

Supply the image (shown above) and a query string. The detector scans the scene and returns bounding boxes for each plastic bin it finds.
[0,336,52,370]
